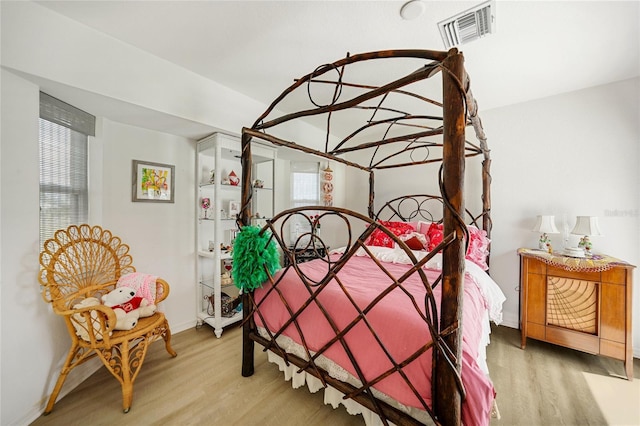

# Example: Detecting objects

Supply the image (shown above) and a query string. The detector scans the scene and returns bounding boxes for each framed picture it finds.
[132,160,175,203]
[228,200,240,217]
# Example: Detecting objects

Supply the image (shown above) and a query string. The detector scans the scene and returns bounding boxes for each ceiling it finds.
[34,1,640,140]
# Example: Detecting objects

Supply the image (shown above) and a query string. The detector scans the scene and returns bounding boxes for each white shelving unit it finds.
[195,132,275,337]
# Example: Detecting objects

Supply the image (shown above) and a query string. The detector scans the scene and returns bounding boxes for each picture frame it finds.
[132,160,175,203]
[228,200,240,217]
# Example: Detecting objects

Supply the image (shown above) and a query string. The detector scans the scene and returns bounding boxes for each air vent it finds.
[438,0,495,49]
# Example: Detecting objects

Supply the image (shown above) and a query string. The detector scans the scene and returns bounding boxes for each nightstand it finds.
[518,248,635,379]
[283,245,329,267]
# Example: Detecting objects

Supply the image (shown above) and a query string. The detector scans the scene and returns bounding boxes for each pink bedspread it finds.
[254,254,495,426]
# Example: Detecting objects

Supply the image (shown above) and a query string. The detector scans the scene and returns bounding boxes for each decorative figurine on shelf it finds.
[578,236,593,255]
[209,169,215,184]
[538,233,551,251]
[201,197,211,219]
[253,179,264,188]
[228,170,240,186]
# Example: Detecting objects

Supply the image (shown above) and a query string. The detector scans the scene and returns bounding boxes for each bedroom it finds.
[1,1,638,425]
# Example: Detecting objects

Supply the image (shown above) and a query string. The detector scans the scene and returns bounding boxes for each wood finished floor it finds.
[31,324,640,426]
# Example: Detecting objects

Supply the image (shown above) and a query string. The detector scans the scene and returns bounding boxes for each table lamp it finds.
[571,216,602,255]
[532,215,559,251]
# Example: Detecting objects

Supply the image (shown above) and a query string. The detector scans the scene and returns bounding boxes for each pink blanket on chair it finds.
[117,272,159,303]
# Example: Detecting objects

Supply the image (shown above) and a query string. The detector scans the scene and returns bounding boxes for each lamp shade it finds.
[532,215,559,234]
[571,216,603,236]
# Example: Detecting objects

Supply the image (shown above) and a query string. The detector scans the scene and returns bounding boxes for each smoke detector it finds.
[438,0,495,49]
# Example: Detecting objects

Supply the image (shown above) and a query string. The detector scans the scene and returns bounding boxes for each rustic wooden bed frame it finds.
[238,49,491,426]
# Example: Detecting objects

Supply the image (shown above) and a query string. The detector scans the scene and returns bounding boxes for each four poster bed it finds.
[234,49,504,426]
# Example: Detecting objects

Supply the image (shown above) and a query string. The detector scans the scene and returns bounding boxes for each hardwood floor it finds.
[30,324,639,426]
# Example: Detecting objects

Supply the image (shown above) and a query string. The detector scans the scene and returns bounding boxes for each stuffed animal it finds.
[101,286,157,331]
[72,297,109,341]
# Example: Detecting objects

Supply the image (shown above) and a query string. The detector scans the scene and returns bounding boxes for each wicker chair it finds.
[38,224,177,414]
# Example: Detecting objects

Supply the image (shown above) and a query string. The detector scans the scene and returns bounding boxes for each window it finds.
[39,92,95,246]
[290,161,319,243]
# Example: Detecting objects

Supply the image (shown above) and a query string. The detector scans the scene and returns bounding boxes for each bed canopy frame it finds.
[238,48,491,426]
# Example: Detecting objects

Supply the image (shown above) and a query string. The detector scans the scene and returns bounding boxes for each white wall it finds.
[485,78,639,330]
[99,120,197,331]
[0,69,50,426]
[364,77,640,354]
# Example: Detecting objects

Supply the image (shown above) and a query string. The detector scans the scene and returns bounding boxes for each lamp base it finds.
[563,247,585,258]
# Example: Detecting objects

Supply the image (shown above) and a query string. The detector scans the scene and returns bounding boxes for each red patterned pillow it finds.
[427,222,444,251]
[423,223,490,269]
[366,221,415,248]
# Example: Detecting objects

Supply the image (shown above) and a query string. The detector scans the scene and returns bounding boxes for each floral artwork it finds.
[132,160,175,203]
[141,168,169,196]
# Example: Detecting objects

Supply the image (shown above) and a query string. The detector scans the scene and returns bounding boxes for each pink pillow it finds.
[466,225,490,270]
[418,220,431,235]
[366,221,415,248]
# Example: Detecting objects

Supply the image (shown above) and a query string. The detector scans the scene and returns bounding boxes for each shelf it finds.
[197,310,242,333]
[199,278,235,290]
[197,132,274,338]
[197,250,233,259]
[200,182,241,189]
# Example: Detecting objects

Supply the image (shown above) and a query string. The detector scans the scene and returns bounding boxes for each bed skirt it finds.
[266,351,435,426]
[259,327,433,425]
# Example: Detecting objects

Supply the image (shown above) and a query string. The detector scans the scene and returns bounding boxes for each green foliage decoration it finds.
[232,226,280,291]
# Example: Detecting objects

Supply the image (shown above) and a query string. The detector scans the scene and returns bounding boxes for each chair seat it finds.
[77,312,169,347]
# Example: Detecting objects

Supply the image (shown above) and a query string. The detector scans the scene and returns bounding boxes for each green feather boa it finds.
[232,225,280,291]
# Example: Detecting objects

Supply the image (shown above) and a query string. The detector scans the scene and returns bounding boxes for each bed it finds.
[235,49,501,426]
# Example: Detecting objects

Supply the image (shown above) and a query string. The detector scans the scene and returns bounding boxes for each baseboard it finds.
[22,319,198,425]
[21,358,102,426]
[172,319,198,334]
[498,312,519,330]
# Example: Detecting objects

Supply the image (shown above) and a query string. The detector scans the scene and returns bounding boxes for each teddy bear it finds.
[101,286,157,331]
[72,297,109,341]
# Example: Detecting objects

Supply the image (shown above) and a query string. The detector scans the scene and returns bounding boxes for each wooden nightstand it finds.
[518,248,635,379]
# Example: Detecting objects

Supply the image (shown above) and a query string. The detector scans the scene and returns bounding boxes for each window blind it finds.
[39,92,94,246]
[40,92,95,136]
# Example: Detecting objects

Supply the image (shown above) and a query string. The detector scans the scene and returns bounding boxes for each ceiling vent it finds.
[438,0,495,49]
